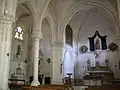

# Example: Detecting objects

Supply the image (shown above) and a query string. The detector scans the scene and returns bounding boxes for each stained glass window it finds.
[15,26,23,40]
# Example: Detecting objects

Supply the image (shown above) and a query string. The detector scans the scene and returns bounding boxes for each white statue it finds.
[61,44,74,78]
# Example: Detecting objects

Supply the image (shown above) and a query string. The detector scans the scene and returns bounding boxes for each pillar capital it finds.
[0,15,16,24]
[32,28,43,40]
[116,36,120,40]
[51,42,64,48]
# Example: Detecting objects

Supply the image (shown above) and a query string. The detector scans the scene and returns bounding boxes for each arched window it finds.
[65,24,73,47]
[15,26,24,40]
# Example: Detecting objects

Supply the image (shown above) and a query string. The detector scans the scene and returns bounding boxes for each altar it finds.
[83,66,114,86]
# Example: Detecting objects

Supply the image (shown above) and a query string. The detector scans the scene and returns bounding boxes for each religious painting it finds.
[88,31,107,51]
[65,24,73,47]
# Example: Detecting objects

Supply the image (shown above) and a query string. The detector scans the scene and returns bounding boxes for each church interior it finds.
[0,0,120,90]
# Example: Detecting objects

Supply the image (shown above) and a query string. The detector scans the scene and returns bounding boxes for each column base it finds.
[31,80,40,86]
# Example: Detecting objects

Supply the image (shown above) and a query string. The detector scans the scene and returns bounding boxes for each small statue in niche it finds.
[95,39,100,50]
[89,31,107,51]
[16,44,21,58]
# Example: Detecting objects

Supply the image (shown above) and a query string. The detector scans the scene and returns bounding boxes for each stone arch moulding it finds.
[17,1,36,33]
[42,10,57,43]
[17,1,36,17]
[58,0,119,43]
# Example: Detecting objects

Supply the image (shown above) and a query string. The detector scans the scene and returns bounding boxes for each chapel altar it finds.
[75,31,118,86]
[83,66,114,85]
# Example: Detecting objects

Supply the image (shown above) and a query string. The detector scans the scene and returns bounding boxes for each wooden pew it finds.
[23,84,72,90]
[33,86,65,90]
[23,86,57,90]
[85,85,120,90]
[42,84,71,90]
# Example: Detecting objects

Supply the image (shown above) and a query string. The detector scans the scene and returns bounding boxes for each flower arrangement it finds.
[108,42,118,52]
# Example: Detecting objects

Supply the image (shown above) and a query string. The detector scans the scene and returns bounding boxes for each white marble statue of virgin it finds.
[61,44,74,78]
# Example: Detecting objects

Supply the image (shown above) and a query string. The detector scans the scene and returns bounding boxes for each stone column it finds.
[116,1,120,57]
[117,0,120,20]
[51,42,63,84]
[0,0,17,89]
[0,15,15,90]
[112,36,120,79]
[116,0,120,37]
[116,36,120,62]
[116,0,120,56]
[31,29,42,86]
[110,0,120,77]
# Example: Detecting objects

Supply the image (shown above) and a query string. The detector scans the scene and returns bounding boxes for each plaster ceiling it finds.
[69,6,116,33]
[68,7,116,42]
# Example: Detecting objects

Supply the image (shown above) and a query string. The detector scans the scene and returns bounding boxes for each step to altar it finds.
[73,86,88,90]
